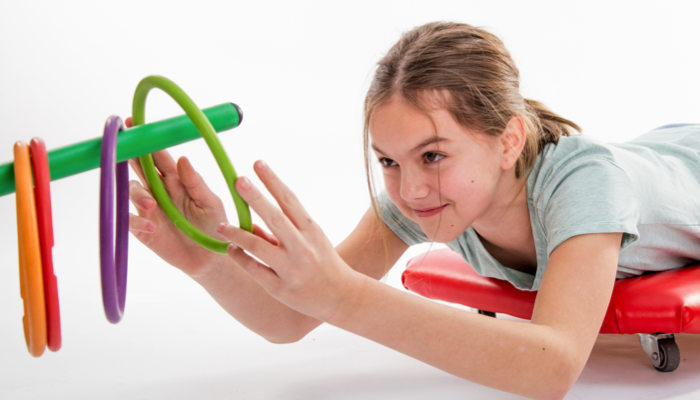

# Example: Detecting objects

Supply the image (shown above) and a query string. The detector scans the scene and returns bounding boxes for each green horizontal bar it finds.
[0,103,241,197]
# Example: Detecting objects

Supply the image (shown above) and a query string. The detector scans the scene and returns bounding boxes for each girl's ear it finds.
[500,116,527,170]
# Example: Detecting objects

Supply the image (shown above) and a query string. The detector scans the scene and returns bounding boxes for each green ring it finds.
[132,75,252,254]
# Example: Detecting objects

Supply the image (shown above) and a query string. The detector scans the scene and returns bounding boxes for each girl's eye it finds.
[424,152,445,163]
[379,158,397,168]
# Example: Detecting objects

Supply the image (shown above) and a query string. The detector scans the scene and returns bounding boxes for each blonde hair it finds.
[364,22,581,253]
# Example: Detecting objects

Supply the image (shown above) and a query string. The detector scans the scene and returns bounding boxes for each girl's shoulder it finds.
[537,123,700,164]
[531,123,700,194]
[528,135,622,200]
[629,123,700,149]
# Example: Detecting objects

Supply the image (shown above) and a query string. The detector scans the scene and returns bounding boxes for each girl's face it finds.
[369,94,512,243]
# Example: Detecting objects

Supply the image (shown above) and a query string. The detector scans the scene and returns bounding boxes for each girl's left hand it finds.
[215,160,364,323]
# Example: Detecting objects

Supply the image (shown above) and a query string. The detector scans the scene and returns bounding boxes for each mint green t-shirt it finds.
[379,124,700,291]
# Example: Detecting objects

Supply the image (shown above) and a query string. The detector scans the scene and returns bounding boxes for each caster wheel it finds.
[477,310,496,318]
[654,339,680,372]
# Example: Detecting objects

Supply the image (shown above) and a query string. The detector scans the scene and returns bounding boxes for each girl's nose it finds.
[400,170,430,201]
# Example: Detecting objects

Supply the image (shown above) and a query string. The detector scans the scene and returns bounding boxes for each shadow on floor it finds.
[571,333,700,399]
[72,332,700,400]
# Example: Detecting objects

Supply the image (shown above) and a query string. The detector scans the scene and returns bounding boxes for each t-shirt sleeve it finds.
[376,190,429,246]
[536,157,640,256]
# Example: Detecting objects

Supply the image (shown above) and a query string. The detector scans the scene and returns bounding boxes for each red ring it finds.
[29,138,61,352]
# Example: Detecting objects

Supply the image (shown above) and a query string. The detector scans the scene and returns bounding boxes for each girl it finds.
[126,22,700,399]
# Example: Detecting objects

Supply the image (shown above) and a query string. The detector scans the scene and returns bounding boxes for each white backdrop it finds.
[1,1,699,399]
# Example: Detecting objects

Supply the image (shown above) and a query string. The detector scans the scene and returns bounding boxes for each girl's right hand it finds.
[126,117,278,278]
[125,117,239,277]
[127,151,229,278]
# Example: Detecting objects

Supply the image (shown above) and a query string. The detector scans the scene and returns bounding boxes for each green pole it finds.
[0,103,241,197]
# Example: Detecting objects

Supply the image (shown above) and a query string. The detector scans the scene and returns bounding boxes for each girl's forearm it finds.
[193,256,322,343]
[328,273,578,400]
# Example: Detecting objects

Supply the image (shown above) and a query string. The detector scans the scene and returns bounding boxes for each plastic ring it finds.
[100,116,130,324]
[132,75,252,254]
[14,141,47,357]
[29,137,62,352]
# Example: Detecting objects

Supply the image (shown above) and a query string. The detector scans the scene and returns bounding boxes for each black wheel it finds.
[655,339,680,372]
[477,310,496,318]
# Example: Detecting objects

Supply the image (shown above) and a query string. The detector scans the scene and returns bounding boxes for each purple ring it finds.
[100,115,129,324]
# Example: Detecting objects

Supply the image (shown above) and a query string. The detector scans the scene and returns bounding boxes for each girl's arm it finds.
[218,162,620,400]
[195,206,408,343]
[327,232,620,400]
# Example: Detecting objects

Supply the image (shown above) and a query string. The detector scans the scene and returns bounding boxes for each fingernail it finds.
[217,222,228,233]
[238,177,251,189]
[146,222,156,232]
[258,160,267,171]
[142,198,154,208]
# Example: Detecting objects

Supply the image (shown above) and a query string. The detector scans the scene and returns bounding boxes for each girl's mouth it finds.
[413,204,448,218]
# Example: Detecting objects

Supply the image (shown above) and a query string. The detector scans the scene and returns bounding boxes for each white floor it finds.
[6,331,700,400]
[3,242,700,400]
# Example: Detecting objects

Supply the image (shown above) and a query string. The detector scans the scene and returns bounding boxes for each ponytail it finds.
[525,98,581,151]
[518,98,581,177]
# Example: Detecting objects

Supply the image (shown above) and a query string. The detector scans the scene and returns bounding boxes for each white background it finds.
[1,1,700,399]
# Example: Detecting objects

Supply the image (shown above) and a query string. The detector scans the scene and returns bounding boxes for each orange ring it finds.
[30,137,61,352]
[14,141,46,357]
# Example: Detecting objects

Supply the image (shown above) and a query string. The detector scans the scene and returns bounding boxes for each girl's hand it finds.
[125,117,237,277]
[215,160,364,322]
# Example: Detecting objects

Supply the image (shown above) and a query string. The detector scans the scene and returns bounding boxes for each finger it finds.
[177,156,222,210]
[128,157,162,189]
[128,158,146,183]
[125,116,133,128]
[129,212,157,233]
[134,149,186,200]
[129,180,157,212]
[235,176,305,248]
[253,160,315,232]
[151,149,178,178]
[226,244,280,290]
[252,224,279,246]
[217,222,282,267]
